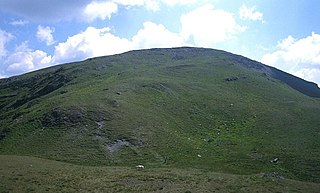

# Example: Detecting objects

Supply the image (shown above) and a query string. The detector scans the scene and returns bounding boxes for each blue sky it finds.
[0,0,320,86]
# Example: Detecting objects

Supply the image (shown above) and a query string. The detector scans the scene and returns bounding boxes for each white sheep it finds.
[136,164,145,170]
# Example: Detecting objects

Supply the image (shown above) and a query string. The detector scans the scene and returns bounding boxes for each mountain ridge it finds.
[2,47,320,98]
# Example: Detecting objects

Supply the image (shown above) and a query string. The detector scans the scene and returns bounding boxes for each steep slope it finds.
[0,47,320,183]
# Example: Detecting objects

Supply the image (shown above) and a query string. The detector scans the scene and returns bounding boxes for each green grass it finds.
[0,47,320,189]
[1,155,319,193]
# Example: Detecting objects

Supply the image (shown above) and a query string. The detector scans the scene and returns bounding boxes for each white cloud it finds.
[277,35,295,49]
[36,25,56,46]
[132,21,186,48]
[0,29,14,58]
[261,32,320,85]
[239,4,264,22]
[84,1,118,21]
[5,42,52,74]
[53,27,132,64]
[53,21,187,64]
[180,4,246,47]
[9,19,29,26]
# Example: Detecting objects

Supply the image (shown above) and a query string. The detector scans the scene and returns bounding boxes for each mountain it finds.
[1,47,320,184]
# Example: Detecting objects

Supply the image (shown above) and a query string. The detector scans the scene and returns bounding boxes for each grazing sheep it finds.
[136,164,144,170]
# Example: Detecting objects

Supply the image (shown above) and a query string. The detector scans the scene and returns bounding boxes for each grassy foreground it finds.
[0,155,319,193]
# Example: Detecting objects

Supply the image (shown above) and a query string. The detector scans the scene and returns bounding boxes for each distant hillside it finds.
[223,51,320,97]
[1,47,320,183]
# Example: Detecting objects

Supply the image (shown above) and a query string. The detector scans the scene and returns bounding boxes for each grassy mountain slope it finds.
[1,47,320,184]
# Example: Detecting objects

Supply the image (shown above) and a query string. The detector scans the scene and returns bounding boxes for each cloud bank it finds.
[5,42,52,75]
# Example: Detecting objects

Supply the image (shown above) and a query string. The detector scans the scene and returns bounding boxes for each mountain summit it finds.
[1,47,320,183]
